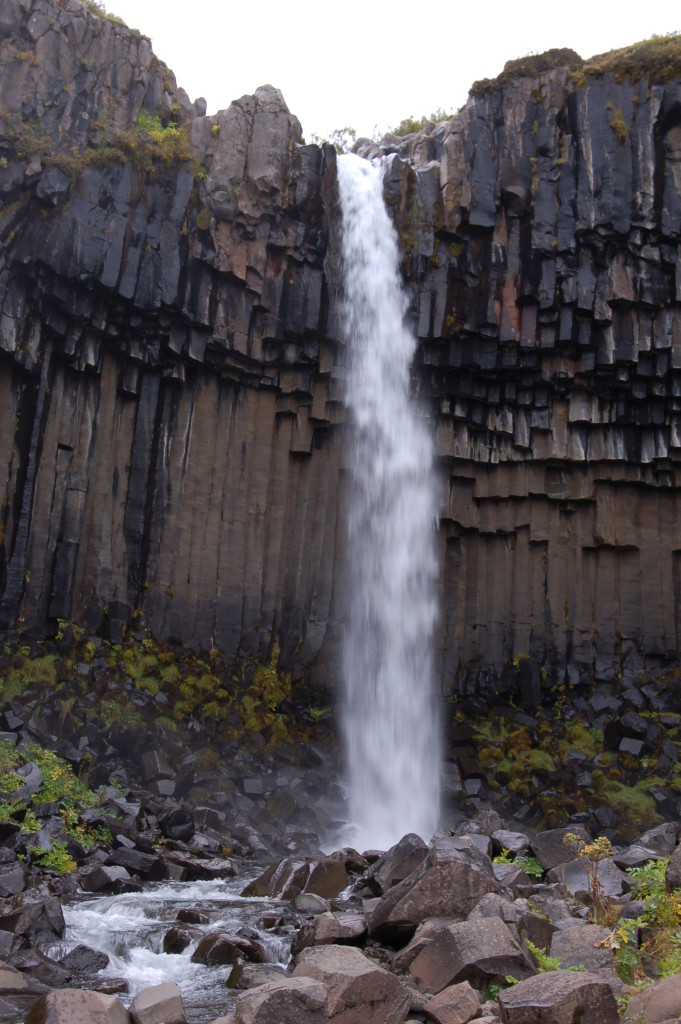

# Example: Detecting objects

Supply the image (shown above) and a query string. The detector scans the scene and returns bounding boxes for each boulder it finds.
[546,857,627,898]
[409,918,533,994]
[163,927,192,954]
[370,837,499,943]
[423,980,481,1024]
[191,932,266,966]
[612,846,658,870]
[293,944,410,1023]
[25,989,130,1024]
[242,857,347,901]
[158,808,194,843]
[81,865,134,893]
[638,825,679,856]
[622,973,681,1022]
[58,944,110,972]
[492,831,531,857]
[312,911,367,946]
[392,918,454,972]
[529,828,590,873]
[518,912,558,953]
[6,949,69,986]
[549,924,614,972]
[107,849,165,881]
[0,861,27,897]
[498,970,619,1024]
[235,976,327,1024]
[0,892,64,944]
[129,982,186,1024]
[469,892,523,927]
[0,959,31,993]
[160,854,236,881]
[364,834,429,895]
[228,964,287,991]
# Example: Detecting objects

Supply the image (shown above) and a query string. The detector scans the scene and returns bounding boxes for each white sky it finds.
[106,0,679,142]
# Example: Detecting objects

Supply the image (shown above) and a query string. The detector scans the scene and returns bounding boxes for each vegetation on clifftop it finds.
[471,48,584,95]
[470,32,681,96]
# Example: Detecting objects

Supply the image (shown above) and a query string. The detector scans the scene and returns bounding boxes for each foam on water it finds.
[59,879,289,1022]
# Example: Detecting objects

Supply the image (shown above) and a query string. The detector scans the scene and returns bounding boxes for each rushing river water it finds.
[53,878,290,1022]
[337,153,441,851]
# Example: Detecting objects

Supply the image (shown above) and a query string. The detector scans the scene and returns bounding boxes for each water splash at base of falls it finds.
[337,153,441,851]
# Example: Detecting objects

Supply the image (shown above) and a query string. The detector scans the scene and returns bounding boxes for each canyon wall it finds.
[1,1,681,697]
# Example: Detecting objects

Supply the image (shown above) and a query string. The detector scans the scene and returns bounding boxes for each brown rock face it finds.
[423,981,481,1024]
[369,837,500,943]
[24,988,130,1024]
[498,970,619,1024]
[292,944,411,1024]
[2,5,681,695]
[408,918,532,994]
[241,857,348,901]
[235,977,328,1024]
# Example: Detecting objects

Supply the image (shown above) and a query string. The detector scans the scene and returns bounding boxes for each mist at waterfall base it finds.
[337,153,441,852]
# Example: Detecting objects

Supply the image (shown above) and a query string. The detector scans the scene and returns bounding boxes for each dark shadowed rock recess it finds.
[1,3,681,701]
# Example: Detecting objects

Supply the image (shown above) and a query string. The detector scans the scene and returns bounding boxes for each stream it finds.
[50,878,292,1022]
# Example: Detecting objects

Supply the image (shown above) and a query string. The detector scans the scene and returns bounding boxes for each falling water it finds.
[337,153,441,851]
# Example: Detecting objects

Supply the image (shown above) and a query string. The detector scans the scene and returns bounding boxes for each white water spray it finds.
[337,153,441,851]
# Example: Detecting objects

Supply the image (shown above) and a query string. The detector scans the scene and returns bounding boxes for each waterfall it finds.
[337,153,441,851]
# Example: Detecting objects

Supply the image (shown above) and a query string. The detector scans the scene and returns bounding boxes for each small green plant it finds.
[21,809,40,834]
[526,940,565,971]
[486,976,518,1000]
[493,848,513,864]
[27,840,76,873]
[606,103,628,144]
[0,771,24,795]
[61,807,112,850]
[516,855,544,879]
[27,745,99,809]
[599,915,643,983]
[628,857,681,932]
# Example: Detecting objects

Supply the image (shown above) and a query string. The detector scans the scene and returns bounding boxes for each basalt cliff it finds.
[1,0,681,699]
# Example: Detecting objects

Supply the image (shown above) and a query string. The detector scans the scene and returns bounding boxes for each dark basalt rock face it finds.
[1,1,681,697]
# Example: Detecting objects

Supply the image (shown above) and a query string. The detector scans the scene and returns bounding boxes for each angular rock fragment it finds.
[129,981,186,1024]
[0,892,64,944]
[363,834,429,895]
[409,917,532,994]
[312,910,367,946]
[529,828,590,873]
[235,976,327,1024]
[549,924,614,971]
[25,988,130,1024]
[58,944,109,973]
[293,943,410,1023]
[242,856,347,901]
[423,980,481,1024]
[370,837,499,943]
[498,970,619,1024]
[191,932,266,966]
